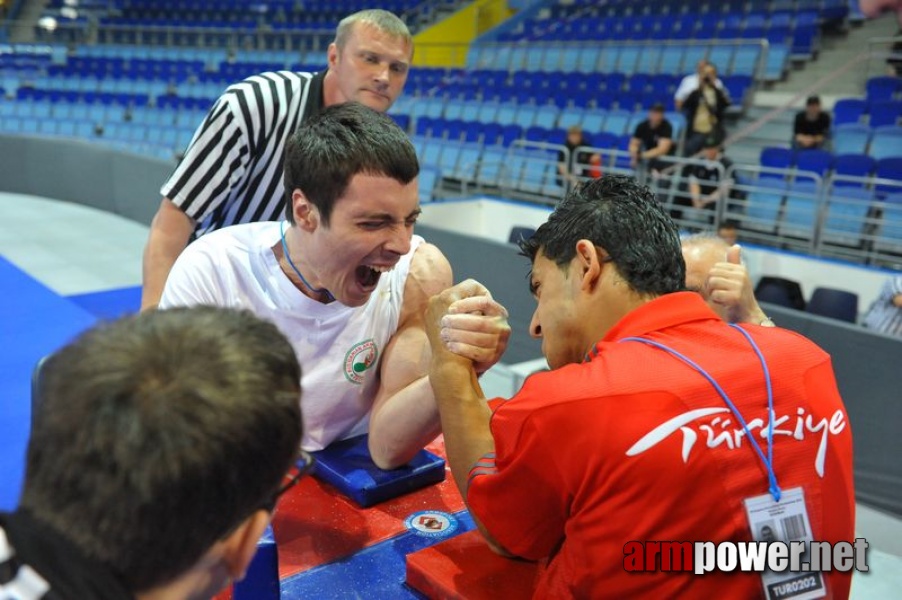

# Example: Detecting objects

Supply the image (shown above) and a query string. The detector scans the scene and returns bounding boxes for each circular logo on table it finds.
[343,338,379,384]
[405,511,459,538]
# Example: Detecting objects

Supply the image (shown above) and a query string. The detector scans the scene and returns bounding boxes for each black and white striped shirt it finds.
[864,275,902,337]
[161,70,326,235]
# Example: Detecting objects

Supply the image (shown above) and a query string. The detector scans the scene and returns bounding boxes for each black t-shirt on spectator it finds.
[682,156,734,196]
[794,111,831,137]
[557,140,593,176]
[633,119,673,153]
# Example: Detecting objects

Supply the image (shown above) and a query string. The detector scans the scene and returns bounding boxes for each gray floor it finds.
[1,191,900,596]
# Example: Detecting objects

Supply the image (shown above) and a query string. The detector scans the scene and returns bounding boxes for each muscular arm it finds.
[367,243,453,469]
[141,199,196,311]
[426,281,513,556]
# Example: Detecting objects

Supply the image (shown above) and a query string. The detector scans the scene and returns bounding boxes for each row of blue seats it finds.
[759,148,902,182]
[834,99,902,128]
[465,43,784,81]
[548,0,847,20]
[511,11,816,45]
[0,100,206,127]
[12,87,214,109]
[392,97,686,136]
[831,124,902,160]
[406,76,753,113]
[0,115,193,159]
[738,179,901,248]
[409,119,643,151]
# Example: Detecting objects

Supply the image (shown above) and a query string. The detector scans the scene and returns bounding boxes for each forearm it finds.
[644,142,671,159]
[367,375,442,469]
[141,199,195,310]
[429,361,495,498]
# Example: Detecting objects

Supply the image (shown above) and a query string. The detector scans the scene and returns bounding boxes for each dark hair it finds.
[283,101,419,225]
[519,175,685,296]
[806,95,821,106]
[21,307,303,592]
[650,102,665,113]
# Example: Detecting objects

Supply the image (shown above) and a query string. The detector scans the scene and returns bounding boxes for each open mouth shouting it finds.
[355,263,395,293]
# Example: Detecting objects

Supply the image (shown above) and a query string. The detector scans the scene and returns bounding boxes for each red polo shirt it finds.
[467,292,854,599]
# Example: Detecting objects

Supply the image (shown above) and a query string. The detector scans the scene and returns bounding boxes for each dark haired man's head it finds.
[284,102,418,226]
[21,307,303,597]
[282,102,421,308]
[519,175,684,368]
[649,102,665,126]
[805,95,823,120]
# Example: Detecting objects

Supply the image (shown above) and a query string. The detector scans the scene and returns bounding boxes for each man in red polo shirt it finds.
[425,175,855,598]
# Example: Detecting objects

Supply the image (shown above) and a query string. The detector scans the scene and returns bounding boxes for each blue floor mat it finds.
[0,256,97,510]
[66,285,142,320]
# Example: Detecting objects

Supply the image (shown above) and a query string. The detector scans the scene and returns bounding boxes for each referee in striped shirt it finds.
[864,274,902,337]
[141,9,414,310]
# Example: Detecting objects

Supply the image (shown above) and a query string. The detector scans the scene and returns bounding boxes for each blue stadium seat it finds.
[744,178,786,233]
[437,141,462,179]
[870,126,902,161]
[418,165,439,203]
[421,138,443,167]
[476,145,506,187]
[636,46,663,74]
[780,179,822,238]
[760,146,794,170]
[833,99,867,126]
[451,143,483,181]
[602,110,631,136]
[875,157,902,197]
[832,123,871,155]
[821,186,872,246]
[500,124,523,146]
[524,125,549,143]
[875,194,902,255]
[794,149,833,177]
[731,46,761,77]
[832,153,876,183]
[576,47,600,73]
[868,100,902,128]
[806,288,858,323]
[514,105,539,128]
[866,76,902,103]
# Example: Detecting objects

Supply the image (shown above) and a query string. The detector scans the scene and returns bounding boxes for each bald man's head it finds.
[681,234,731,317]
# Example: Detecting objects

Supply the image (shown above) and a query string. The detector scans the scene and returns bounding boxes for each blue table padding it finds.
[311,435,446,507]
[281,510,475,599]
[233,524,279,600]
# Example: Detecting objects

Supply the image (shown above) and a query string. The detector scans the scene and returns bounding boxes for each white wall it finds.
[420,197,894,312]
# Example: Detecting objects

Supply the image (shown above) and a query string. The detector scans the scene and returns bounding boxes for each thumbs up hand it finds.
[705,245,772,326]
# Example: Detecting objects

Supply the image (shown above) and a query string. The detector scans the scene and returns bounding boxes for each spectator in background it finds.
[141,9,413,311]
[629,102,674,174]
[864,274,902,336]
[1,307,305,600]
[718,220,739,245]
[674,132,733,223]
[557,125,599,189]
[683,63,731,156]
[793,95,831,150]
[674,58,727,111]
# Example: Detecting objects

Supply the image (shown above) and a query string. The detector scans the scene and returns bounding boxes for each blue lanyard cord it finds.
[621,327,782,502]
[279,220,333,301]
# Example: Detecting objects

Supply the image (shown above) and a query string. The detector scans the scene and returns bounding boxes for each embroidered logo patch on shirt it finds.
[343,339,379,384]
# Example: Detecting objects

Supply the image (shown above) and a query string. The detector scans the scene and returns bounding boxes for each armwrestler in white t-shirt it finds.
[160,102,510,469]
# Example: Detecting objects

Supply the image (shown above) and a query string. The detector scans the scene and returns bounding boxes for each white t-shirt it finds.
[160,221,424,451]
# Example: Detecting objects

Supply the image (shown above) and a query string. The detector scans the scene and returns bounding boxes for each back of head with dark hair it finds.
[21,307,303,592]
[519,175,685,296]
[284,101,419,225]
